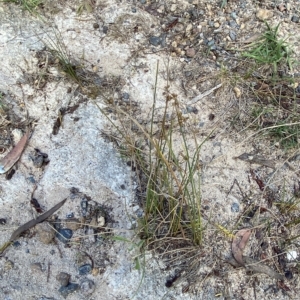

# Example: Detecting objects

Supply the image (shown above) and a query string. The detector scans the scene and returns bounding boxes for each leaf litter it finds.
[230,228,284,280]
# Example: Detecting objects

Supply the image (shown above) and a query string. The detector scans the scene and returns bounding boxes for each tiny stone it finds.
[36,222,55,244]
[186,23,193,32]
[199,122,205,127]
[65,218,81,231]
[59,283,79,298]
[78,264,92,275]
[229,20,238,28]
[231,202,240,213]
[80,279,95,296]
[13,241,21,248]
[277,4,285,12]
[149,36,162,46]
[186,47,196,57]
[122,92,130,100]
[256,9,273,21]
[230,12,238,20]
[214,22,220,28]
[56,272,71,287]
[56,228,73,244]
[285,270,293,280]
[93,23,99,29]
[184,71,192,77]
[0,218,6,225]
[97,216,105,227]
[207,40,215,47]
[229,31,236,41]
[131,7,136,13]
[102,26,108,34]
[66,212,74,218]
[30,262,43,273]
[4,260,14,270]
[140,0,146,3]
[291,15,300,23]
[170,4,177,12]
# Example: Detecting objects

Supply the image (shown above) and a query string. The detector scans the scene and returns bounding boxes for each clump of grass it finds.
[76,0,94,15]
[3,0,43,15]
[43,29,81,84]
[242,22,293,76]
[96,62,206,247]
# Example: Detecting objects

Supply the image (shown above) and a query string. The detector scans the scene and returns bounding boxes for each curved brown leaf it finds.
[0,130,30,174]
[232,228,251,266]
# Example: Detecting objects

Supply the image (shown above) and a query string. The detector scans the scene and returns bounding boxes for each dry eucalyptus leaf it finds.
[0,130,30,174]
[232,228,251,266]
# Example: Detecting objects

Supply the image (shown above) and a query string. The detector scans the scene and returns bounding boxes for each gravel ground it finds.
[0,1,300,299]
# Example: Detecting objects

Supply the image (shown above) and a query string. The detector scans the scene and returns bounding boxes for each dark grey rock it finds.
[78,264,92,275]
[66,212,74,218]
[56,272,71,287]
[81,199,88,216]
[0,218,6,225]
[122,92,130,100]
[103,26,108,34]
[56,228,73,244]
[207,40,215,47]
[184,71,192,77]
[149,36,162,46]
[93,23,99,29]
[229,20,238,28]
[140,0,146,3]
[231,202,239,213]
[291,15,300,23]
[80,279,95,296]
[58,283,79,298]
[229,31,236,41]
[230,12,238,20]
[131,7,137,13]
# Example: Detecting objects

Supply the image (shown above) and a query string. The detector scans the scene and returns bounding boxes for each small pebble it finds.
[285,270,293,280]
[140,0,146,3]
[149,36,162,46]
[56,228,73,244]
[229,31,236,41]
[30,262,43,273]
[256,9,273,21]
[36,222,55,244]
[230,12,238,20]
[186,47,196,57]
[56,272,71,287]
[13,241,21,248]
[184,71,192,77]
[103,26,108,34]
[66,212,74,218]
[59,283,79,298]
[65,218,82,231]
[233,86,241,98]
[4,260,14,271]
[231,202,240,213]
[78,264,92,275]
[291,15,300,23]
[207,40,215,47]
[80,279,95,296]
[93,23,99,29]
[122,92,130,100]
[131,7,136,13]
[0,218,6,225]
